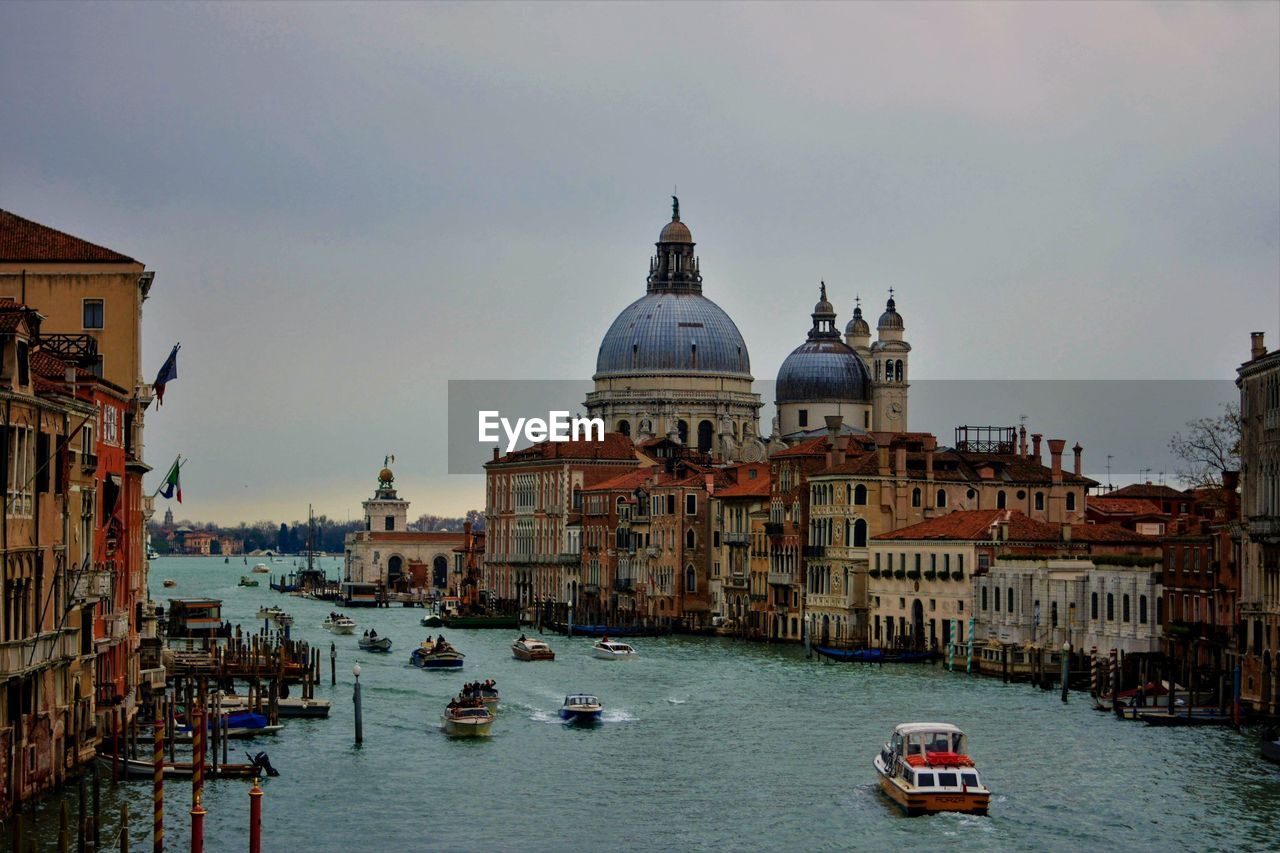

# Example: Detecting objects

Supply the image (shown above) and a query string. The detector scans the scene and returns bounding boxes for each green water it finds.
[12,556,1280,851]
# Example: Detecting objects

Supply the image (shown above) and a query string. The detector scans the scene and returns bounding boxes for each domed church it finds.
[585,198,767,461]
[773,284,911,443]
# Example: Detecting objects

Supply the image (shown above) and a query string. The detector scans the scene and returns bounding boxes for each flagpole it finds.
[152,454,186,499]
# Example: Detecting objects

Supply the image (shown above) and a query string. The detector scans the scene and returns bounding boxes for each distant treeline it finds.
[149,510,485,554]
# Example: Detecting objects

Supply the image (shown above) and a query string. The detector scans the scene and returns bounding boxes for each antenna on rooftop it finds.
[1106,455,1114,491]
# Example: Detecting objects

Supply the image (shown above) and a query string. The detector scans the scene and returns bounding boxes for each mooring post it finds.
[92,761,102,849]
[120,801,129,853]
[154,704,165,853]
[59,799,70,853]
[77,772,86,853]
[1061,642,1071,703]
[249,778,264,853]
[353,663,364,745]
[330,642,337,686]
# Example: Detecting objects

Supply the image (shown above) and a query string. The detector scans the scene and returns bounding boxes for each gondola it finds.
[815,646,938,664]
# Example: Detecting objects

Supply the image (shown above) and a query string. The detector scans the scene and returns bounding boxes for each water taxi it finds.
[513,636,556,661]
[257,606,284,620]
[591,639,637,660]
[238,576,259,587]
[359,633,392,652]
[873,722,989,816]
[323,612,357,634]
[420,609,444,628]
[162,579,177,588]
[441,703,494,737]
[410,637,465,669]
[251,563,271,574]
[559,693,603,723]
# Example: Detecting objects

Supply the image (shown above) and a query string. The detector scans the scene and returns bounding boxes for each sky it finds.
[0,2,1276,524]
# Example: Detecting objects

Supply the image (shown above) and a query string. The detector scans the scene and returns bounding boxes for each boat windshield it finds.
[565,695,598,705]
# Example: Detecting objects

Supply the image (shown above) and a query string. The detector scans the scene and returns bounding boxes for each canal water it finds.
[15,556,1280,851]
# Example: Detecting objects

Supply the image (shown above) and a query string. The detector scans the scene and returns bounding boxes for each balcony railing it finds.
[1247,517,1280,540]
[802,545,826,559]
[0,630,79,672]
[613,578,635,592]
[767,571,793,586]
[73,569,113,600]
[724,573,748,588]
[724,532,749,545]
[80,452,99,473]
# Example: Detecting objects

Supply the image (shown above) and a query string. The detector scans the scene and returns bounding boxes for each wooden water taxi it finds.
[441,703,494,737]
[513,636,556,661]
[410,637,465,669]
[559,693,603,723]
[323,612,357,634]
[251,563,271,573]
[873,722,990,816]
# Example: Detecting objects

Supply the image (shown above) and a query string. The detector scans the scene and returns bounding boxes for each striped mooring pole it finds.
[191,704,206,853]
[153,708,164,853]
[1089,646,1098,696]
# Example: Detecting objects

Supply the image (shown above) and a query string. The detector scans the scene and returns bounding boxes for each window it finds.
[994,587,1001,612]
[917,773,935,787]
[936,489,947,508]
[83,299,104,329]
[981,586,988,610]
[1091,592,1098,619]
[997,491,1007,509]
[16,341,29,386]
[798,409,808,428]
[1034,492,1045,511]
[853,519,867,548]
[854,484,867,505]
[875,552,881,572]
[617,419,630,437]
[911,488,922,508]
[1066,492,1076,511]
[1139,595,1148,624]
[685,565,696,592]
[1007,587,1014,612]
[1050,600,1058,628]
[1106,593,1115,621]
[1123,594,1131,623]
[685,529,695,549]
[685,494,697,515]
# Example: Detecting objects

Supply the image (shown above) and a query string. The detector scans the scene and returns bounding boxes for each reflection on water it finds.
[14,556,1280,851]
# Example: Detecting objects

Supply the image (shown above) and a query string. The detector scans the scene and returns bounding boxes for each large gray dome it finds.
[594,292,752,379]
[776,339,871,403]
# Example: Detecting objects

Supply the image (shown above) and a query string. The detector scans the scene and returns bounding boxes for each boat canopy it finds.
[564,694,599,705]
[890,723,967,757]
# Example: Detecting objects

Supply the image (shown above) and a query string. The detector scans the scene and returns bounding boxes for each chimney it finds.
[1251,331,1267,361]
[924,435,936,480]
[1031,434,1042,464]
[492,448,500,461]
[1048,439,1066,485]
[895,444,907,477]
[1072,442,1083,476]
[877,446,890,476]
[825,415,844,466]
[1019,425,1028,457]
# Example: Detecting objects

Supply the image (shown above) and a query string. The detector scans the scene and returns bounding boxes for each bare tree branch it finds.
[1168,403,1241,489]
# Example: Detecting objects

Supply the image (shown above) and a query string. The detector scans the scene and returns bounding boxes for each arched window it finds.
[617,419,631,437]
[936,489,947,508]
[697,420,714,453]
[911,488,922,508]
[685,529,696,549]
[1007,587,1014,612]
[895,360,904,381]
[997,491,1007,509]
[1091,591,1098,619]
[1139,595,1148,624]
[1066,492,1076,511]
[677,420,689,445]
[1123,594,1131,623]
[854,484,867,505]
[1106,593,1115,621]
[875,361,881,381]
[1034,492,1045,511]
[853,519,868,548]
[685,564,697,592]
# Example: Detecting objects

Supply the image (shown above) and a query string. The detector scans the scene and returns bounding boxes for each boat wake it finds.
[666,696,688,705]
[601,709,636,723]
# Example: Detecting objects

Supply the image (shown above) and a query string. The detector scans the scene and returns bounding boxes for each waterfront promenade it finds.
[19,556,1280,851]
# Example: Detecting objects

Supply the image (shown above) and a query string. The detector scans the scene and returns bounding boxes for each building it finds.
[483,434,639,620]
[584,199,765,460]
[1237,330,1280,713]
[344,463,463,592]
[869,509,1157,652]
[577,467,652,625]
[711,462,770,634]
[0,212,154,819]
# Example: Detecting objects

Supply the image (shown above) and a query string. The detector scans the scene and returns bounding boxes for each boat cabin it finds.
[889,722,967,761]
[166,598,226,640]
[564,694,599,707]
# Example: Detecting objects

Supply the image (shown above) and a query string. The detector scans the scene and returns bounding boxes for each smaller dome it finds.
[845,303,870,338]
[378,467,394,483]
[878,295,904,330]
[659,218,692,244]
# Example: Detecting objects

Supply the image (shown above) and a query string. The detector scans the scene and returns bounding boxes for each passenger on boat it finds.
[370,629,377,638]
[518,633,527,642]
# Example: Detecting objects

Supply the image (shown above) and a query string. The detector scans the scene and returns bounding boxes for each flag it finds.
[158,456,182,503]
[154,344,180,406]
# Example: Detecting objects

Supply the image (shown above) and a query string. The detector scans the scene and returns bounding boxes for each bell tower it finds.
[870,290,911,432]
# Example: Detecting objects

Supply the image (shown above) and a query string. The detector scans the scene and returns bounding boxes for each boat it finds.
[460,680,500,707]
[146,548,159,560]
[238,576,259,587]
[591,639,638,660]
[358,634,392,652]
[1092,681,1169,712]
[420,612,444,628]
[558,693,603,723]
[97,753,194,780]
[441,703,494,737]
[251,563,271,574]
[162,579,177,588]
[512,636,556,661]
[1263,729,1280,766]
[323,612,357,634]
[873,722,990,816]
[410,637,465,669]
[214,694,331,719]
[174,711,283,742]
[815,646,937,664]
[256,606,284,620]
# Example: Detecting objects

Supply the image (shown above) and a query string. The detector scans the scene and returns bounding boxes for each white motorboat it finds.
[591,639,637,660]
[359,634,392,652]
[323,612,357,634]
[251,563,271,574]
[256,606,284,620]
[512,636,556,661]
[873,722,990,816]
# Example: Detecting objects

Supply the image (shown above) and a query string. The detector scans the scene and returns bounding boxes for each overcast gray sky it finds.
[1,2,1276,524]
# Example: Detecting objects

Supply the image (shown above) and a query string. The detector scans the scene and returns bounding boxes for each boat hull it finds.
[411,650,464,669]
[359,638,393,652]
[513,644,555,661]
[591,649,637,660]
[441,716,493,737]
[558,708,603,723]
[421,616,444,627]
[1263,739,1280,766]
[876,772,989,816]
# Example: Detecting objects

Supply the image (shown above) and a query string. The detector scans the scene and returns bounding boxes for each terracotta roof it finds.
[1087,497,1164,516]
[581,468,651,493]
[772,436,832,458]
[0,210,136,263]
[489,433,636,465]
[874,509,1151,544]
[716,463,771,497]
[1108,483,1186,500]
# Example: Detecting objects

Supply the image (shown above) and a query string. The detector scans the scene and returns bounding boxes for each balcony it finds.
[724,532,749,546]
[0,630,79,672]
[724,573,748,588]
[768,571,793,586]
[645,546,661,558]
[73,569,113,600]
[802,545,826,559]
[583,584,600,595]
[1248,517,1280,541]
[80,452,99,473]
[613,578,635,592]
[764,522,784,536]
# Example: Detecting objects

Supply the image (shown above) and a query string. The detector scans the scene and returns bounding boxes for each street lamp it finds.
[352,663,363,745]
